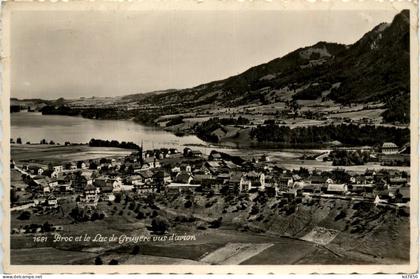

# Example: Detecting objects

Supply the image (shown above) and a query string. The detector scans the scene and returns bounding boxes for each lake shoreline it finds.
[12,112,338,152]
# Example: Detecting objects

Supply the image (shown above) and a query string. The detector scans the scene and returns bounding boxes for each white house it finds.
[52,165,64,173]
[240,172,265,191]
[46,195,58,208]
[78,185,99,208]
[381,142,399,155]
[111,177,123,192]
[48,179,59,189]
[326,184,348,195]
[374,194,389,206]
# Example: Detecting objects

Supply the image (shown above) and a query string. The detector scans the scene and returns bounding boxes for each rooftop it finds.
[382,142,398,148]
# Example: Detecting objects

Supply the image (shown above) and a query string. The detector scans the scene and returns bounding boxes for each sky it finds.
[11,9,399,100]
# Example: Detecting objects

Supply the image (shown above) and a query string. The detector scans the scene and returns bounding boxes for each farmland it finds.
[11,144,134,164]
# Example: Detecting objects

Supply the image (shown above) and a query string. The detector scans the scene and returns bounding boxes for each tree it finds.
[208,217,222,228]
[89,161,98,170]
[48,162,54,172]
[128,202,136,211]
[94,256,103,265]
[42,222,53,232]
[184,200,192,208]
[64,162,73,170]
[17,211,31,220]
[114,193,122,203]
[151,216,170,235]
[16,138,22,144]
[11,189,19,203]
[108,259,119,265]
[131,245,140,255]
[69,207,89,222]
[127,165,134,174]
[136,212,145,219]
[100,158,111,164]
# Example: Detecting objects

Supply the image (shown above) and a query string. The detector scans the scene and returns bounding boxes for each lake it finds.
[11,112,207,151]
[10,112,320,159]
[11,112,409,173]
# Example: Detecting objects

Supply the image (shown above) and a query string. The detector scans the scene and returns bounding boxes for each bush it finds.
[205,201,214,208]
[208,217,222,228]
[69,207,91,222]
[335,210,346,221]
[256,214,264,222]
[249,205,259,215]
[136,212,145,219]
[91,212,100,221]
[206,190,215,198]
[184,200,193,208]
[131,245,140,255]
[128,202,136,211]
[174,214,196,223]
[109,259,119,265]
[17,211,31,220]
[196,221,207,230]
[166,116,184,127]
[114,194,121,203]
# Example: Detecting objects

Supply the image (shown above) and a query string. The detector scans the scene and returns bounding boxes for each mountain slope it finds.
[131,10,409,121]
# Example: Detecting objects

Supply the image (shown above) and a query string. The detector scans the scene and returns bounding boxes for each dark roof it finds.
[278,176,292,182]
[246,171,260,178]
[139,170,154,179]
[85,184,97,191]
[153,170,170,178]
[399,188,410,199]
[389,178,407,183]
[175,171,193,184]
[192,174,213,183]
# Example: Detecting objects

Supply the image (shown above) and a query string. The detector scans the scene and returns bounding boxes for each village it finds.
[10,139,410,234]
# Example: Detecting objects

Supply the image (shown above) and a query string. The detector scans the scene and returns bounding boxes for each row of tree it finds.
[249,123,410,147]
[88,138,140,150]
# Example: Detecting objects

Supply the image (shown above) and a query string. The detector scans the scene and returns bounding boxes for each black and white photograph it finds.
[3,1,418,274]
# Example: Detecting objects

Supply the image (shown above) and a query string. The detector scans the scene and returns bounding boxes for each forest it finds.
[249,123,410,147]
[88,138,140,150]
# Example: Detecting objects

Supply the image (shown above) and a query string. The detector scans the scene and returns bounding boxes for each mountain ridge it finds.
[127,10,409,118]
[12,10,410,126]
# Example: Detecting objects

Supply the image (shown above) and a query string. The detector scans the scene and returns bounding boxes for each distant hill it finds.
[125,10,409,123]
[121,89,178,101]
[12,10,410,124]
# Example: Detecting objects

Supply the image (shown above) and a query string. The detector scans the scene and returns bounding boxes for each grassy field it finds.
[10,192,409,265]
[11,247,96,265]
[11,144,134,164]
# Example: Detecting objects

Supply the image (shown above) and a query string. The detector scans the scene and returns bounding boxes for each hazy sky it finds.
[11,10,399,99]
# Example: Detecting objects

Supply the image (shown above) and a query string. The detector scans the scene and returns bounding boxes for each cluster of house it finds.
[11,146,410,210]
